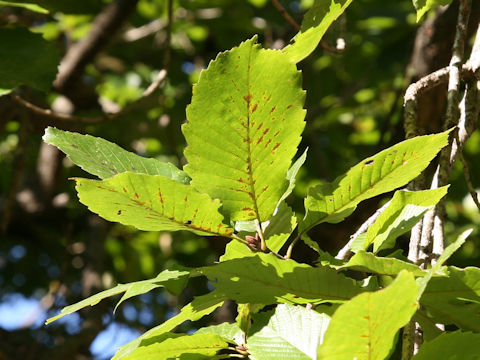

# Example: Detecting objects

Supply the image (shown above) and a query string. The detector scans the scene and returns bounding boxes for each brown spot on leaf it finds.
[256,136,264,145]
[251,103,258,113]
[273,131,280,137]
[242,207,252,211]
[158,192,164,203]
[71,144,78,149]
[184,196,188,202]
[270,106,276,113]
[287,105,293,109]
[393,150,398,153]
[117,210,122,215]
[243,94,252,103]
[134,193,140,199]
[364,159,374,166]
[272,143,281,152]
[263,128,270,135]
[123,187,128,193]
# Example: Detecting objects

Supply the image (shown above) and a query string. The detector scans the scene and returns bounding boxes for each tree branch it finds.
[11,70,167,124]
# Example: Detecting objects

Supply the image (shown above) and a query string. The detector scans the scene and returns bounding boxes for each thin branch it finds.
[54,0,140,94]
[336,200,391,260]
[271,0,300,31]
[11,70,167,124]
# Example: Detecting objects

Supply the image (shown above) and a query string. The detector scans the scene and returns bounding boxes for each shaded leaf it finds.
[0,27,60,95]
[247,304,330,360]
[318,271,418,360]
[421,265,480,332]
[74,172,233,236]
[220,239,253,262]
[46,269,190,324]
[122,333,230,360]
[339,251,425,276]
[113,291,226,359]
[0,1,48,13]
[278,148,308,205]
[200,253,362,304]
[367,187,449,252]
[184,37,306,222]
[301,131,451,233]
[264,202,297,253]
[43,127,189,183]
[413,331,480,360]
[283,0,353,63]
[413,0,453,22]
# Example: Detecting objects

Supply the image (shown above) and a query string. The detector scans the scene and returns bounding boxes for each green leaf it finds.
[46,269,190,324]
[199,253,362,304]
[421,266,480,332]
[264,202,297,253]
[113,291,226,359]
[413,0,453,22]
[43,127,189,183]
[365,187,449,252]
[247,304,330,360]
[301,130,451,233]
[278,148,308,205]
[121,333,230,360]
[413,331,480,360]
[220,240,253,262]
[417,228,472,298]
[196,322,244,344]
[339,251,425,276]
[0,1,48,13]
[183,37,306,222]
[282,0,353,63]
[74,172,233,236]
[318,271,419,360]
[0,27,60,95]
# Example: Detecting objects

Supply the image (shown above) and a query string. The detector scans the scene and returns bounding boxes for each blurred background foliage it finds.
[0,0,478,359]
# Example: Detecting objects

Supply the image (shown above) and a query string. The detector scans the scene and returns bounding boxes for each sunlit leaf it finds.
[74,172,233,236]
[363,187,449,252]
[413,0,453,22]
[184,36,306,222]
[413,331,480,360]
[283,0,353,63]
[46,269,190,324]
[247,304,330,360]
[113,291,226,359]
[121,333,230,360]
[301,130,451,233]
[417,229,472,298]
[199,253,362,304]
[0,1,48,13]
[0,27,60,95]
[43,127,189,183]
[318,271,418,360]
[339,251,425,276]
[196,322,244,344]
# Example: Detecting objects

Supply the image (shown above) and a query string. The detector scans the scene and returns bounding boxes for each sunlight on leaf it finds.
[318,271,418,360]
[184,36,306,222]
[74,172,233,236]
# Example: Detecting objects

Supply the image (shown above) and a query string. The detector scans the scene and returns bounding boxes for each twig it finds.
[336,200,391,260]
[271,0,345,54]
[11,70,167,124]
[271,0,300,31]
[123,19,165,42]
[54,0,140,94]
